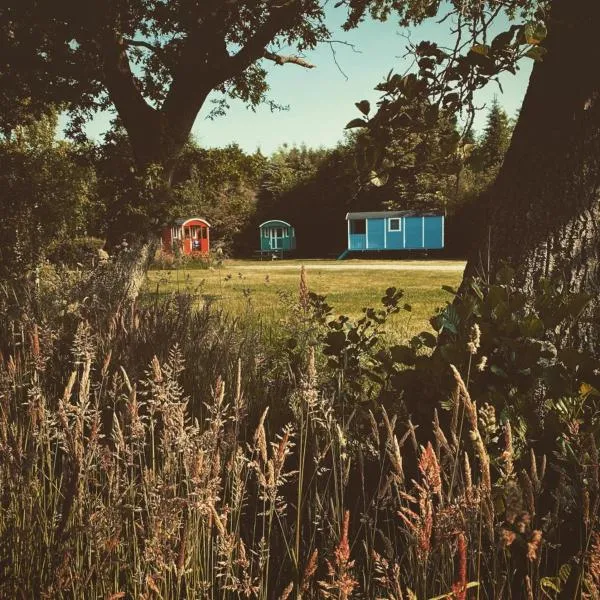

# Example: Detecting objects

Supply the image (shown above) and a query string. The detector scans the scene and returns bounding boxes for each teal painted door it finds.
[269,227,284,249]
[367,219,385,249]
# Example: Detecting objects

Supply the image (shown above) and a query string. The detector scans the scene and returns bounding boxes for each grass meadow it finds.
[146,259,466,342]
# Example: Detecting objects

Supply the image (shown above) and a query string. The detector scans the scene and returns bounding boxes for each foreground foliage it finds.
[1,262,599,598]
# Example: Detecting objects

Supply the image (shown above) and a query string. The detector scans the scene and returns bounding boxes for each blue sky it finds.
[75,9,533,155]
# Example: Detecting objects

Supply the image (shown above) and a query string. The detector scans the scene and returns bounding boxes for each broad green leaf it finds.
[580,382,600,398]
[469,280,484,300]
[419,331,437,348]
[491,26,519,50]
[369,171,388,187]
[540,576,561,596]
[471,43,490,56]
[558,563,572,583]
[391,345,417,366]
[519,315,544,337]
[345,118,367,129]
[526,46,548,61]
[355,100,370,116]
[323,330,346,354]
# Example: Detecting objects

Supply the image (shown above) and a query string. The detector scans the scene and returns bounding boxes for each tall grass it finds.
[0,263,599,598]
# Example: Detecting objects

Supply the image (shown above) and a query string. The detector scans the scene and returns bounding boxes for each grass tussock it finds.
[1,260,600,599]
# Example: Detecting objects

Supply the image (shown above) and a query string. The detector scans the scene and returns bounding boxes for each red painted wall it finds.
[161,219,210,255]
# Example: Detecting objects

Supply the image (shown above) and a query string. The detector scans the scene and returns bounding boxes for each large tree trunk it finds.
[465,0,600,354]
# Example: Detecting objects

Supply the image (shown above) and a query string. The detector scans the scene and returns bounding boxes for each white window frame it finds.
[388,217,402,232]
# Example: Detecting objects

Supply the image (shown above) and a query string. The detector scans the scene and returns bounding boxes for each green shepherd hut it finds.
[258,220,296,255]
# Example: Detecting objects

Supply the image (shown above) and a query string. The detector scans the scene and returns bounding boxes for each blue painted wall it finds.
[346,214,444,251]
[349,234,366,250]
[424,216,444,249]
[404,217,422,249]
[387,228,402,249]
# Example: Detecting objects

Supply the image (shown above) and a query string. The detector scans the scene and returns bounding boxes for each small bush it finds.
[46,236,105,267]
[152,248,226,270]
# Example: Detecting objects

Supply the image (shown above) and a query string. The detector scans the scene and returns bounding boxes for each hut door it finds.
[270,227,283,249]
[200,226,209,253]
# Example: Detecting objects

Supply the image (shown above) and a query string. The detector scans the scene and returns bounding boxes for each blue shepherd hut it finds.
[259,220,296,253]
[345,210,444,252]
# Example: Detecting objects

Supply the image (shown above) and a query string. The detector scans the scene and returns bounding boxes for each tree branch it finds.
[161,0,305,154]
[263,50,315,68]
[122,38,164,55]
[99,35,160,167]
[222,1,304,81]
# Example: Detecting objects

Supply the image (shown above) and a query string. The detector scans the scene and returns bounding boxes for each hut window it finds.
[350,219,366,234]
[388,218,401,232]
[201,227,208,239]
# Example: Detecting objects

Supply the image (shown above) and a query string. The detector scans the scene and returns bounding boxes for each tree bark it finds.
[465,0,600,354]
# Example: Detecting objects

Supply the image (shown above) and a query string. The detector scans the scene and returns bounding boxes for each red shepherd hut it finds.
[162,217,211,255]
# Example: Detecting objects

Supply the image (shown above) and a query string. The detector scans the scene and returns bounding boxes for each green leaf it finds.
[559,563,572,584]
[390,345,417,366]
[491,26,519,50]
[471,43,490,56]
[524,21,547,45]
[369,171,388,187]
[540,576,561,595]
[526,46,547,61]
[355,100,370,116]
[323,330,346,354]
[419,331,437,348]
[469,280,484,300]
[439,304,460,334]
[443,92,460,106]
[345,118,367,129]
[519,315,544,337]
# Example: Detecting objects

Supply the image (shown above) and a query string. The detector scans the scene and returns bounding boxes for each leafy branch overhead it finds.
[1,1,341,174]
[346,1,549,185]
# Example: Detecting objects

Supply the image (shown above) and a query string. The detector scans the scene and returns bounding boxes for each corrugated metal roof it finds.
[346,210,444,220]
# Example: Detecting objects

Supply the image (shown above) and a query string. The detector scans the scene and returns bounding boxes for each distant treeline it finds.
[0,99,513,272]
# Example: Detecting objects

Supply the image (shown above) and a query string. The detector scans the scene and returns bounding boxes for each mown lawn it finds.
[145,259,465,341]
